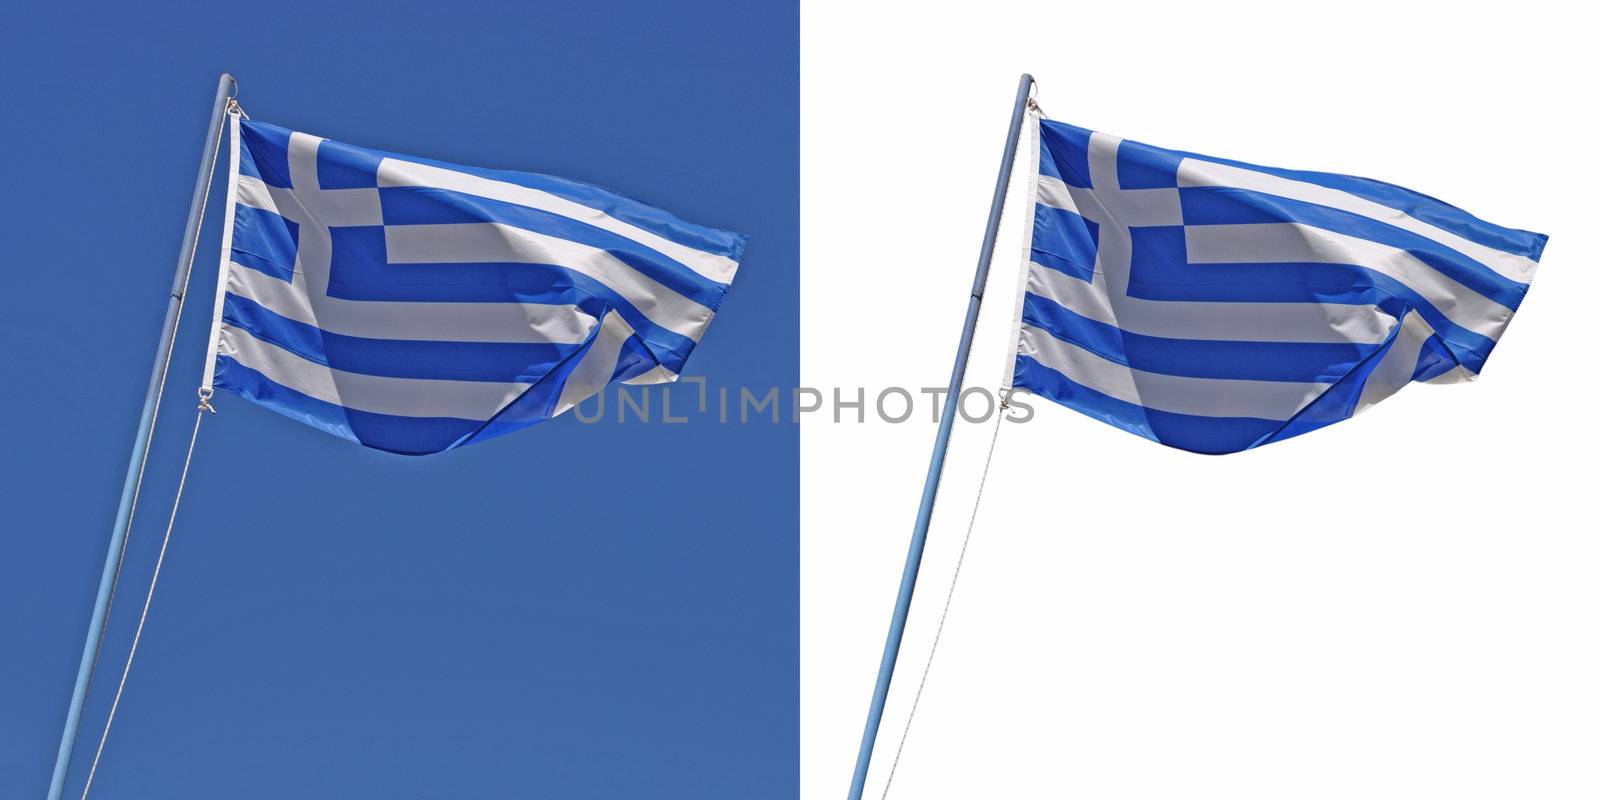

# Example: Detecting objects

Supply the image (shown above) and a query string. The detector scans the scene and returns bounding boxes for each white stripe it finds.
[1003,113,1043,392]
[234,174,281,216]
[553,312,635,416]
[1034,173,1080,215]
[227,262,597,344]
[220,324,527,419]
[384,222,715,341]
[1184,222,1514,340]
[377,158,738,284]
[287,132,321,190]
[1030,173,1081,214]
[233,172,597,345]
[1036,174,1184,228]
[202,111,243,393]
[1019,323,1329,420]
[1177,158,1537,284]
[1086,132,1121,188]
[1427,365,1476,384]
[1027,260,1396,344]
[1355,311,1433,413]
[235,173,383,228]
[624,365,678,386]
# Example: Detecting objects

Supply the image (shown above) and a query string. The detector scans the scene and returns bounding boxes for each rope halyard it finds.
[75,97,227,800]
[879,397,1010,799]
[878,96,1033,794]
[80,99,226,711]
[1025,79,1047,119]
[79,405,209,800]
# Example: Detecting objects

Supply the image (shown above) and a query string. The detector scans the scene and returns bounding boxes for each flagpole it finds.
[44,72,235,800]
[847,72,1034,800]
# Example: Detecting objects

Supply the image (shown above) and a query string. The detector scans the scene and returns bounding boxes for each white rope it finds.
[82,101,225,705]
[880,402,1008,798]
[875,94,1037,794]
[80,404,209,800]
[76,102,227,800]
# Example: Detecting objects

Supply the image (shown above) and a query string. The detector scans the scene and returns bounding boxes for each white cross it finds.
[1052,132,1183,298]
[227,128,598,345]
[1028,129,1395,345]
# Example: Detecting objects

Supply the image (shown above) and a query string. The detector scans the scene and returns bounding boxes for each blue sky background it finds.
[0,2,797,797]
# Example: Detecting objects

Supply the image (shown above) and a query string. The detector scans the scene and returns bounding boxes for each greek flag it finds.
[1008,118,1546,454]
[201,111,745,455]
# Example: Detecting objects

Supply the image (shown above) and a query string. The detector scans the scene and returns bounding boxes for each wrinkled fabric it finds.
[204,113,745,455]
[1009,118,1546,454]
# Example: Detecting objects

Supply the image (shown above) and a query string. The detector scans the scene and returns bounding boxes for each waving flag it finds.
[1008,118,1546,454]
[201,111,745,455]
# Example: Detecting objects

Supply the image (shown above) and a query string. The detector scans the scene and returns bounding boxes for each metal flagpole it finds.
[45,72,235,800]
[847,73,1034,800]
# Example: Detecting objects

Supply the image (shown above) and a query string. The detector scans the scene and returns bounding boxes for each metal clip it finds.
[197,387,216,414]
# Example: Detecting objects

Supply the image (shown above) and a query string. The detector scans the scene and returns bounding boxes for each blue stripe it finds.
[323,226,699,373]
[1032,248,1094,283]
[222,293,579,383]
[1123,226,1497,372]
[315,136,382,189]
[1179,186,1531,308]
[231,205,299,283]
[1255,325,1405,443]
[1013,355,1288,455]
[1039,120,1094,188]
[379,186,728,305]
[447,326,651,434]
[1013,352,1377,455]
[1114,137,1183,190]
[386,154,748,261]
[240,120,293,189]
[1174,154,1548,260]
[213,343,633,456]
[240,118,746,260]
[1039,116,1545,258]
[1016,291,1435,453]
[469,330,660,431]
[1031,205,1099,283]
[1022,118,1545,453]
[1021,293,1372,383]
[1413,336,1458,382]
[213,357,486,456]
[614,334,661,383]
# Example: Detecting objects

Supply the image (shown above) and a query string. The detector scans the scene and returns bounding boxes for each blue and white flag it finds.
[202,111,745,455]
[1007,117,1547,454]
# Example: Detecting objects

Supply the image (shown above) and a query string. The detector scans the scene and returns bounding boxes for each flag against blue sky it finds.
[202,111,746,455]
[1008,117,1547,454]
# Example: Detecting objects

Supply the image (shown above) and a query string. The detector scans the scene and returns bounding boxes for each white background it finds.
[802,2,1599,798]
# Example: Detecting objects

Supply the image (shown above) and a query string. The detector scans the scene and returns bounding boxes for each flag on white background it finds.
[1009,117,1546,454]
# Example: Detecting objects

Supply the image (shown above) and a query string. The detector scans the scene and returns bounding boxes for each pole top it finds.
[220,73,238,99]
[1019,74,1041,115]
